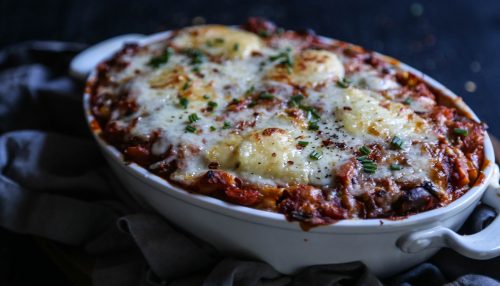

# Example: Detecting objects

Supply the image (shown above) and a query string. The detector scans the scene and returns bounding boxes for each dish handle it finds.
[397,164,500,259]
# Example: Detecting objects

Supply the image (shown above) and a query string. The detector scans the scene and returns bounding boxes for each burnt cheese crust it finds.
[88,18,486,226]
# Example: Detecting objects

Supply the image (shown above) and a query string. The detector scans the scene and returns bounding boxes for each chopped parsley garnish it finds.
[192,66,201,73]
[390,163,402,171]
[147,47,173,68]
[336,78,352,88]
[188,113,200,123]
[453,128,469,136]
[359,145,371,155]
[233,43,239,51]
[357,156,377,173]
[362,162,377,173]
[257,30,270,37]
[245,86,255,96]
[357,155,377,174]
[288,94,304,107]
[309,150,323,160]
[391,136,404,149]
[203,94,210,100]
[184,48,204,65]
[185,125,197,133]
[269,50,287,61]
[269,49,293,74]
[291,94,304,102]
[301,105,320,120]
[205,38,225,47]
[182,81,190,91]
[179,97,189,109]
[308,121,319,131]
[223,121,231,129]
[403,98,413,105]
[357,155,369,162]
[209,126,217,132]
[259,92,274,100]
[207,101,218,108]
[298,141,309,147]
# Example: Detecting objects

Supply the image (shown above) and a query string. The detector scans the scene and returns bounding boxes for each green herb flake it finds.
[203,94,210,100]
[245,86,255,96]
[390,136,404,149]
[184,48,204,65]
[359,145,371,155]
[207,101,218,108]
[390,163,402,171]
[205,38,225,47]
[182,81,190,91]
[223,121,231,129]
[403,98,413,105]
[188,113,200,123]
[363,161,377,173]
[179,97,189,109]
[298,141,309,147]
[363,164,377,174]
[147,47,173,68]
[269,50,294,74]
[357,156,377,173]
[357,155,369,162]
[300,105,320,120]
[259,92,274,100]
[453,128,469,136]
[209,126,217,132]
[291,94,304,102]
[185,125,197,133]
[309,150,323,160]
[233,43,239,51]
[288,94,304,107]
[257,30,270,37]
[336,78,351,88]
[308,121,319,131]
[192,66,201,73]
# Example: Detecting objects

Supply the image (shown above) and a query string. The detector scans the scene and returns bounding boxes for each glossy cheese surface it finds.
[90,19,485,224]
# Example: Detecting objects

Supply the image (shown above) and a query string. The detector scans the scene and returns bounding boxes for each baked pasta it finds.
[88,18,486,226]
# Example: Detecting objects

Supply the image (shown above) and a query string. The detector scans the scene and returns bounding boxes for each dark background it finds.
[1,0,499,136]
[0,0,499,284]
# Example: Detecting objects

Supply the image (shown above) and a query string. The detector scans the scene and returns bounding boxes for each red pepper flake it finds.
[322,139,333,147]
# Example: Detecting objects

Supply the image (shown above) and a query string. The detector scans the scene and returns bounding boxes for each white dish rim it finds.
[82,29,497,234]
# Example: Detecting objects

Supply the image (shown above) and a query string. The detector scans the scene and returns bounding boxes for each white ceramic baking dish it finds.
[74,31,500,277]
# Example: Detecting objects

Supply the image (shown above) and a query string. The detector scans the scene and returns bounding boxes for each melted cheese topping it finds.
[337,88,431,140]
[99,25,442,195]
[267,49,345,86]
[171,25,263,59]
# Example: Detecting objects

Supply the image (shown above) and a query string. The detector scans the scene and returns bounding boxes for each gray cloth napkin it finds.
[0,41,498,286]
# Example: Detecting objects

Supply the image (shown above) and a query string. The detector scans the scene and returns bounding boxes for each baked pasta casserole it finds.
[88,18,486,226]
